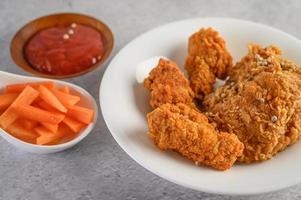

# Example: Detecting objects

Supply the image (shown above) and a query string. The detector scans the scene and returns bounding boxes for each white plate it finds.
[99,18,301,195]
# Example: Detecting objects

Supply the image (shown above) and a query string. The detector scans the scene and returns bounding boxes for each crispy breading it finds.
[204,44,301,163]
[185,28,232,100]
[186,56,216,100]
[144,59,194,109]
[147,103,244,170]
[228,44,284,82]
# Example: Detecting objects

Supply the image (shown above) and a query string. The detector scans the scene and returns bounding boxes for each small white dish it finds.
[100,17,301,195]
[0,71,98,154]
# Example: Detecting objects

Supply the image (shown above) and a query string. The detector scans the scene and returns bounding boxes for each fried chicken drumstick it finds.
[147,103,244,170]
[185,27,233,100]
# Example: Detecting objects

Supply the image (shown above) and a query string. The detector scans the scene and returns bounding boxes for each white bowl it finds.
[100,17,301,195]
[0,71,98,154]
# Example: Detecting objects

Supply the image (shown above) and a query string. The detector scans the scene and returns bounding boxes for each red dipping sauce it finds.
[24,23,104,76]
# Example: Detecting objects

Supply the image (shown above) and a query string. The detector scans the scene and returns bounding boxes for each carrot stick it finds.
[66,105,94,124]
[57,123,77,143]
[32,96,43,106]
[6,121,37,144]
[41,122,58,133]
[16,118,38,130]
[38,85,67,113]
[35,126,57,136]
[58,86,70,94]
[52,89,80,107]
[62,116,85,132]
[6,82,54,93]
[36,136,57,145]
[0,93,19,110]
[13,105,65,124]
[37,101,63,133]
[35,128,59,145]
[0,86,39,129]
[35,126,65,145]
[38,101,64,115]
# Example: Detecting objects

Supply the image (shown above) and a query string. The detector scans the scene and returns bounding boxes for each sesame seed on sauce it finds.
[63,33,70,40]
[97,55,102,60]
[271,115,278,122]
[68,29,74,35]
[71,23,77,28]
[92,57,97,64]
[220,93,226,98]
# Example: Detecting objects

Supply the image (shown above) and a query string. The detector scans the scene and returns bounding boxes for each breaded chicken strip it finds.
[147,103,244,170]
[185,28,232,100]
[204,44,301,163]
[144,59,194,109]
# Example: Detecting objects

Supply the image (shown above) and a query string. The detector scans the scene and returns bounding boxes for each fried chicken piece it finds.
[204,44,301,163]
[185,27,233,100]
[144,59,194,109]
[186,56,216,100]
[228,44,284,82]
[147,103,244,170]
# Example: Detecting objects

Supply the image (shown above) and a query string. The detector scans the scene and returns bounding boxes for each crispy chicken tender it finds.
[144,59,194,109]
[185,27,232,100]
[204,44,301,163]
[147,103,244,170]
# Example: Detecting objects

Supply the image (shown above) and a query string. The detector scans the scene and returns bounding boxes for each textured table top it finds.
[1,0,301,199]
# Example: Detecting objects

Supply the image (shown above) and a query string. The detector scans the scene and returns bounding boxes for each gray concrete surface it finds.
[0,0,301,199]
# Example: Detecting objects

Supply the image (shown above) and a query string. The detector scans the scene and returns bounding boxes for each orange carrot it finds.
[52,89,80,107]
[32,96,43,106]
[6,82,54,93]
[41,122,58,133]
[17,118,38,130]
[36,136,57,145]
[35,126,58,136]
[57,123,77,143]
[13,105,65,124]
[62,116,85,132]
[0,86,39,129]
[35,128,58,145]
[38,85,67,113]
[0,93,19,110]
[58,86,70,94]
[6,121,37,144]
[38,101,64,115]
[37,101,63,133]
[66,105,94,124]
[35,126,65,145]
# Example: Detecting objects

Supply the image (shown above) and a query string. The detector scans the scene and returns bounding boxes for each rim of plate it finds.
[99,17,301,195]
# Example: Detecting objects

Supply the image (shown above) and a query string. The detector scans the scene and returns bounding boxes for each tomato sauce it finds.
[24,23,104,76]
